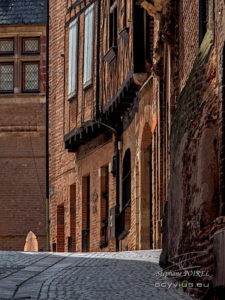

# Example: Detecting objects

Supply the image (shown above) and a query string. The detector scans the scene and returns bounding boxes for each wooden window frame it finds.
[22,37,40,55]
[0,62,14,94]
[22,62,40,93]
[0,38,14,56]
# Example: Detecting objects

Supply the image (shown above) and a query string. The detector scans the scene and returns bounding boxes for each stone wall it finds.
[161,0,225,298]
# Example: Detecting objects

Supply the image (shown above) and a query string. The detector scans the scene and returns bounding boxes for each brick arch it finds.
[139,123,153,249]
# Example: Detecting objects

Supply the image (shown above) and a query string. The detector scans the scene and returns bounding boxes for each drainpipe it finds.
[96,121,120,251]
[46,0,50,251]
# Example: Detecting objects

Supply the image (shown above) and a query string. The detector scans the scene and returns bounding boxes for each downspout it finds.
[46,0,50,251]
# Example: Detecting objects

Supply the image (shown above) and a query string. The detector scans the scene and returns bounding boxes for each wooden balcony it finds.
[64,72,140,152]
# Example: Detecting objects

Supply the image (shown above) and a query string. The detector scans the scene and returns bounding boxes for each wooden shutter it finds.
[83,4,94,85]
[109,206,117,240]
[68,18,78,97]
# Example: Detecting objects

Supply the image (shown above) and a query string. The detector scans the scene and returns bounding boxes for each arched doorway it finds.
[140,123,153,249]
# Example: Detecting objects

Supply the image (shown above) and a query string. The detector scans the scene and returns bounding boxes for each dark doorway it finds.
[149,146,153,249]
[82,176,90,252]
[118,149,131,239]
[100,166,109,249]
[69,184,76,252]
[140,123,153,249]
[57,204,65,252]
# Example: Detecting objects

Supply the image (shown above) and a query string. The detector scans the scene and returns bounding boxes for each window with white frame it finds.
[83,4,94,86]
[68,18,78,98]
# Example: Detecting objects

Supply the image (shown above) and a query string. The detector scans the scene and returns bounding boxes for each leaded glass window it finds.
[23,63,40,92]
[23,38,40,54]
[0,64,14,93]
[0,39,14,55]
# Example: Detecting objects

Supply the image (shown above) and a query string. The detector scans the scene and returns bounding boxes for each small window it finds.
[109,0,118,48]
[23,62,40,92]
[83,4,95,86]
[0,39,14,55]
[199,0,208,45]
[22,38,40,54]
[0,63,14,93]
[122,0,127,28]
[68,18,78,97]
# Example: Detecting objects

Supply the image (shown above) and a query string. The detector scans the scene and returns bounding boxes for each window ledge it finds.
[104,46,117,64]
[68,91,77,101]
[0,92,45,97]
[83,79,93,91]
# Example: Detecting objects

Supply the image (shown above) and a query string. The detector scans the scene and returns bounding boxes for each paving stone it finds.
[0,250,195,299]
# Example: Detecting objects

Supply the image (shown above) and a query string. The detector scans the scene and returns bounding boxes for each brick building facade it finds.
[49,0,168,253]
[49,0,225,297]
[0,0,47,251]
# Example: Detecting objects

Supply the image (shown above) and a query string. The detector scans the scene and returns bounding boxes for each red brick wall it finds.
[0,102,46,251]
[0,24,47,251]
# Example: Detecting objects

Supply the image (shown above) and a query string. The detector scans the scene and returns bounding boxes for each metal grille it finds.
[24,63,39,91]
[0,64,14,92]
[24,38,39,53]
[0,39,14,54]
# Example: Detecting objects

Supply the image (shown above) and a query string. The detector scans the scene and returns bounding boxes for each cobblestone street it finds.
[0,250,194,300]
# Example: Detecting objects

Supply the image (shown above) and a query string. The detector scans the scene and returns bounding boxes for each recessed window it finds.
[23,62,40,92]
[122,0,127,28]
[22,38,40,54]
[83,4,95,86]
[0,63,14,93]
[199,0,208,45]
[0,39,14,55]
[109,0,118,48]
